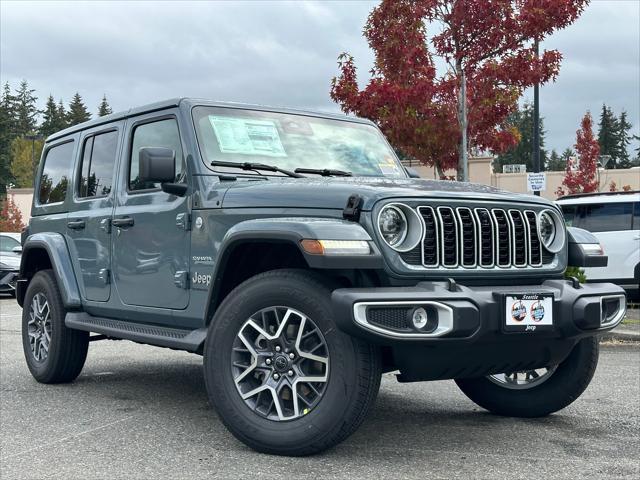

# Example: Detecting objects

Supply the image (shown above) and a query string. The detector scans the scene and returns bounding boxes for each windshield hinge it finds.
[343,194,363,222]
[176,213,191,231]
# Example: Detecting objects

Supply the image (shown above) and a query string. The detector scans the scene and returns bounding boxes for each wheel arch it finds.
[17,233,81,309]
[202,217,382,325]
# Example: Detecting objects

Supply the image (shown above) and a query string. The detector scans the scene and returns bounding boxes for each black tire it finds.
[455,337,599,417]
[21,269,89,383]
[203,269,381,456]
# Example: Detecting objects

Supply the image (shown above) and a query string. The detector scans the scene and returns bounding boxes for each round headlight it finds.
[537,209,565,253]
[378,205,407,247]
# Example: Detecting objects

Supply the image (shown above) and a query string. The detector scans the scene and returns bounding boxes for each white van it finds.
[557,191,639,298]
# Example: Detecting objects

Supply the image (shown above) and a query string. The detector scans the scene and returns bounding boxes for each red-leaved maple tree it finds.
[556,112,599,197]
[331,0,588,180]
[0,195,25,232]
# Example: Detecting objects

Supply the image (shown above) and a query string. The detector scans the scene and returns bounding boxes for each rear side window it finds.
[560,205,576,227]
[0,235,20,253]
[129,118,184,191]
[578,202,633,232]
[39,141,74,204]
[634,202,640,230]
[78,130,118,198]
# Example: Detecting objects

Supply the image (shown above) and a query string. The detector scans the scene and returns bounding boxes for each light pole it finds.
[532,37,541,196]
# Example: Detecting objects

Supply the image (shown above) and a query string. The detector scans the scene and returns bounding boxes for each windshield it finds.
[192,106,406,178]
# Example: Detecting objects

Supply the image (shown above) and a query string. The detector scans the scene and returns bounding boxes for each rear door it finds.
[111,112,190,309]
[67,124,122,302]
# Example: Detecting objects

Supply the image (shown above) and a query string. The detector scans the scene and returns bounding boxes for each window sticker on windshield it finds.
[377,156,401,176]
[209,116,287,157]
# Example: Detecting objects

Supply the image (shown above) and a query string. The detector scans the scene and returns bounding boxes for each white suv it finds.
[557,191,639,298]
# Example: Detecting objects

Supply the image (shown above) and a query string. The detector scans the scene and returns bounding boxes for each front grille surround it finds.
[388,200,564,272]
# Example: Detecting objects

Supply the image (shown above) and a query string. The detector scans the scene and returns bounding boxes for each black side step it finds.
[65,312,207,353]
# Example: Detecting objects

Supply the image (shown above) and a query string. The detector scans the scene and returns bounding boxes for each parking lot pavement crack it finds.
[3,414,137,460]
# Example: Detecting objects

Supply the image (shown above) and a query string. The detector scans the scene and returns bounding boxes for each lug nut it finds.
[275,346,281,352]
[265,358,272,365]
[273,373,280,380]
[289,353,295,359]
[288,370,294,377]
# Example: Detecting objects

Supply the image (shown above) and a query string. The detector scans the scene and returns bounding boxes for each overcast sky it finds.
[1,0,638,154]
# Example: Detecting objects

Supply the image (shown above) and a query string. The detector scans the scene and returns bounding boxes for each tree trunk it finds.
[456,63,468,182]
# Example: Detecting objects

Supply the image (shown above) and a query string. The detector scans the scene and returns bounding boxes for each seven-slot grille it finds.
[401,206,545,269]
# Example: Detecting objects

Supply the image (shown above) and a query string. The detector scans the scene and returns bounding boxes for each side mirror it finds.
[139,147,176,184]
[12,246,22,254]
[567,227,607,268]
[404,166,421,179]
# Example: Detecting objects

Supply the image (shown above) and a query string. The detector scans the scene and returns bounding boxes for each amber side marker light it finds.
[300,239,370,256]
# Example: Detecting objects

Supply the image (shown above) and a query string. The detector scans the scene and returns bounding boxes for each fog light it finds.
[412,307,429,329]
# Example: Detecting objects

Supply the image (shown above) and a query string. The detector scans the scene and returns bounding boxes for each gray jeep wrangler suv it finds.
[16,98,626,456]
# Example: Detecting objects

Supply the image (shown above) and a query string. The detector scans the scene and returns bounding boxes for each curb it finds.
[601,328,640,342]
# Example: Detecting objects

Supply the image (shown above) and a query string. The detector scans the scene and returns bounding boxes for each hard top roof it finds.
[46,98,373,142]
[556,190,640,204]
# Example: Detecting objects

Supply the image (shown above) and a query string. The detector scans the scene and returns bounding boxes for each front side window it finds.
[0,235,20,253]
[560,205,576,227]
[39,141,74,204]
[578,202,633,232]
[129,118,184,191]
[192,107,406,178]
[78,130,118,198]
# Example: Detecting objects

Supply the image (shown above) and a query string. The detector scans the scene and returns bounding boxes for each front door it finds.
[67,124,122,302]
[112,112,190,309]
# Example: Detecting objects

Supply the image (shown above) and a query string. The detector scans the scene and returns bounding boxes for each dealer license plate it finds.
[504,293,554,332]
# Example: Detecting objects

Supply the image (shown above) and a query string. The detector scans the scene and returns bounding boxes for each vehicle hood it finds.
[218,176,553,210]
[0,253,21,269]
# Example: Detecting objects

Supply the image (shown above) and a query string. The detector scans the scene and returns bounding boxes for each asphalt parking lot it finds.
[1,297,639,479]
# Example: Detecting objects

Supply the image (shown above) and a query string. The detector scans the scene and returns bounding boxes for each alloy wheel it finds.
[27,293,52,363]
[487,366,558,390]
[231,306,330,421]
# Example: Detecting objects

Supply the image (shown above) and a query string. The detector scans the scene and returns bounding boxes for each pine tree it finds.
[13,80,38,137]
[597,104,619,168]
[57,99,68,131]
[39,95,58,138]
[67,92,91,126]
[0,84,16,195]
[615,111,632,169]
[547,149,566,171]
[97,95,113,117]
[493,103,547,173]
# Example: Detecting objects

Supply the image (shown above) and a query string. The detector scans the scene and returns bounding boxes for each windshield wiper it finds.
[294,168,352,177]
[211,160,304,178]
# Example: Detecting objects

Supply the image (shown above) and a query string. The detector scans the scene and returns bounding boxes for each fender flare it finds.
[203,217,383,322]
[18,233,82,309]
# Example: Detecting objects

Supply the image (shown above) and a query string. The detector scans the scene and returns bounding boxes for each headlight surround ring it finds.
[377,203,423,252]
[537,208,566,253]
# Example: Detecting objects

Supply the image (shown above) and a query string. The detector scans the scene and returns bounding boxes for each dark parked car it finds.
[16,99,626,456]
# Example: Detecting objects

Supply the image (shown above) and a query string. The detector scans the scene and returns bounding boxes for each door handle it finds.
[112,217,134,228]
[67,219,86,230]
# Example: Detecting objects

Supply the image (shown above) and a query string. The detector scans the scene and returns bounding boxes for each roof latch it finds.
[343,194,363,222]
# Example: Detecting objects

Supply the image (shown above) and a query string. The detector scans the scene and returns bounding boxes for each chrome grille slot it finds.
[437,207,458,267]
[418,207,439,266]
[525,210,543,266]
[492,209,511,267]
[456,207,476,267]
[508,210,528,267]
[474,208,494,267]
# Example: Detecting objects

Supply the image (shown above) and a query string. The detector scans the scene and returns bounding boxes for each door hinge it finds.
[174,271,189,289]
[98,268,110,285]
[100,218,111,234]
[176,213,191,231]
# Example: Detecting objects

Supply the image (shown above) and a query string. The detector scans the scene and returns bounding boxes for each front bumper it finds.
[0,270,18,292]
[332,279,626,382]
